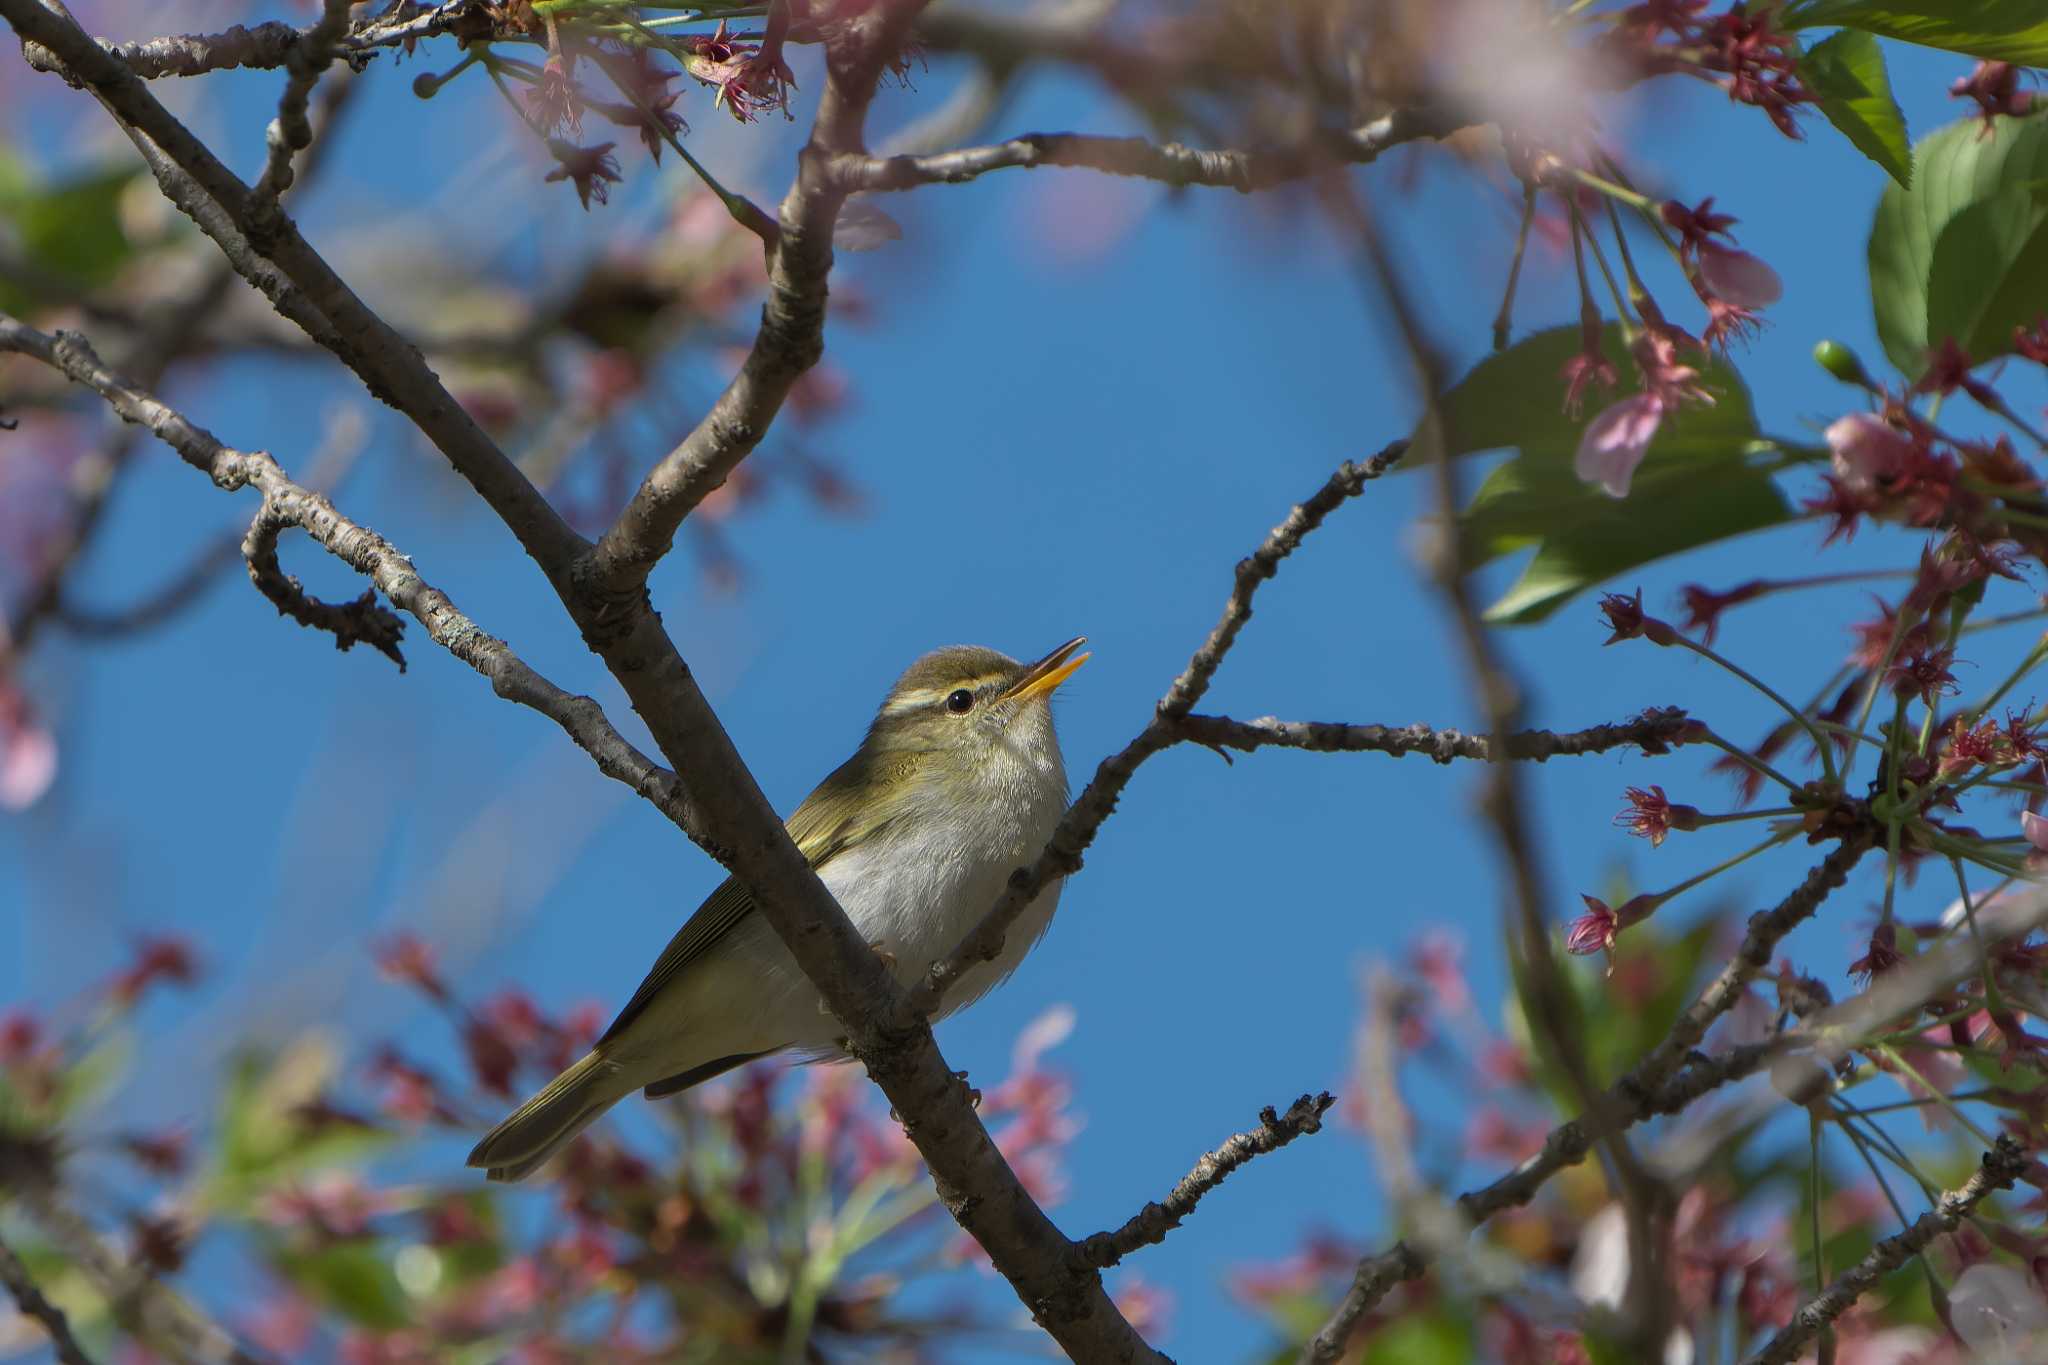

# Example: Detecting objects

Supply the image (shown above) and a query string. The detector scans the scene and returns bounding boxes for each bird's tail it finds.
[467,1049,634,1183]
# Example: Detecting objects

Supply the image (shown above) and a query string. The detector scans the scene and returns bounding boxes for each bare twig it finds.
[830,105,1472,194]
[51,408,369,641]
[1318,177,1741,1360]
[1356,967,1442,1257]
[52,535,240,637]
[1077,1093,1335,1269]
[1301,1040,1779,1364]
[1624,836,1873,1099]
[581,66,857,587]
[0,1231,97,1365]
[8,1179,270,1365]
[0,316,701,837]
[20,19,305,79]
[916,441,1408,1013]
[1742,1137,2029,1365]
[1301,838,1871,1359]
[250,0,355,206]
[4,0,587,580]
[16,2,484,79]
[0,75,357,669]
[1173,707,1698,763]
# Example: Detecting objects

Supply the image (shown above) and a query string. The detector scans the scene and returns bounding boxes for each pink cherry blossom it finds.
[1697,242,1783,309]
[1574,393,1666,497]
[1825,413,1915,492]
[2023,810,2048,853]
[0,683,55,811]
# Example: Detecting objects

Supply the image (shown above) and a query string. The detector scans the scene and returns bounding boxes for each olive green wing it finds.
[596,750,896,1045]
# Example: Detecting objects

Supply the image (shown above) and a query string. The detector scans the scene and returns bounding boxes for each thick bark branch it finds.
[1077,1093,1335,1270]
[1173,707,1699,763]
[828,105,1472,194]
[1742,1137,2029,1365]
[916,442,1408,1013]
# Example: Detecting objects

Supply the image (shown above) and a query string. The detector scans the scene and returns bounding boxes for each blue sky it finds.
[4,13,2042,1360]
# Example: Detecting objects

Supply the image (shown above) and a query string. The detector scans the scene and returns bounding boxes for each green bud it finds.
[1813,339,1873,389]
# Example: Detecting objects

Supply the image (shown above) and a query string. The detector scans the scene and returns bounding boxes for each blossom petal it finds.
[1574,394,1665,498]
[2023,809,2048,853]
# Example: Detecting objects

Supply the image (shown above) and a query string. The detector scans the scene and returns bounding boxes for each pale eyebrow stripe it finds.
[880,675,1010,714]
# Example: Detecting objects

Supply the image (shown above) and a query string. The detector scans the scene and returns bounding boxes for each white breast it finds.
[635,716,1071,1067]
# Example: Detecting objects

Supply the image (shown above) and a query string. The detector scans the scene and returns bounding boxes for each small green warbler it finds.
[469,637,1088,1181]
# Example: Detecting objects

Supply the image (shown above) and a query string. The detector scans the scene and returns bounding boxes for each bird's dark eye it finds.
[945,689,975,714]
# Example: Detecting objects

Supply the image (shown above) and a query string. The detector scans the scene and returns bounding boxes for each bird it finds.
[467,636,1089,1181]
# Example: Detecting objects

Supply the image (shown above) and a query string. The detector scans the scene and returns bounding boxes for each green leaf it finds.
[0,153,140,314]
[273,1242,411,1330]
[1799,29,1912,187]
[1869,117,2048,378]
[1413,325,1786,623]
[1926,180,2048,363]
[205,1038,391,1213]
[1785,1,2048,64]
[1508,909,1732,1113]
[1360,1312,1473,1365]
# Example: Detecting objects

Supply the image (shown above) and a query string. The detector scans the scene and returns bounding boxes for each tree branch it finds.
[1299,838,1873,1360]
[1743,1136,2030,1365]
[579,33,867,591]
[0,316,703,838]
[3,0,587,581]
[250,0,354,206]
[1300,1041,1780,1363]
[1076,1093,1335,1270]
[828,105,1472,194]
[1172,707,1699,763]
[16,2,488,80]
[1336,175,1681,1358]
[915,441,1408,1013]
[6,1176,270,1365]
[0,1231,96,1365]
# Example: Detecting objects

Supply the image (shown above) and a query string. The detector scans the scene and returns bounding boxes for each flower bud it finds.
[1813,339,1872,388]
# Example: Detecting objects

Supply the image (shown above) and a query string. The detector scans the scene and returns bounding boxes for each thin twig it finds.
[1302,1041,1778,1364]
[1741,1137,2029,1365]
[829,104,1472,194]
[9,1179,271,1365]
[1076,1093,1335,1269]
[1327,174,1674,1359]
[16,2,486,79]
[0,316,703,838]
[1173,707,1698,763]
[0,1232,97,1365]
[0,75,358,669]
[915,441,1408,1013]
[1302,839,1873,1357]
[250,0,354,206]
[4,0,587,579]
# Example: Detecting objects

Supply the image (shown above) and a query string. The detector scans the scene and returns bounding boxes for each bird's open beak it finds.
[1001,636,1089,704]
